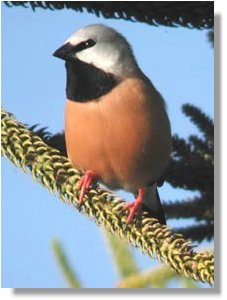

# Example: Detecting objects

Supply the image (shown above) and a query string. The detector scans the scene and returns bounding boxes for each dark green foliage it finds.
[4,1,214,29]
[164,104,214,242]
[174,223,214,242]
[183,104,214,140]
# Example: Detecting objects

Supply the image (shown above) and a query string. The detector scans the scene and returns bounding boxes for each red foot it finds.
[78,170,96,206]
[122,188,145,224]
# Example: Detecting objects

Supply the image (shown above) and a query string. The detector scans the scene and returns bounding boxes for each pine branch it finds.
[182,104,214,141]
[104,230,139,279]
[1,107,214,285]
[189,135,213,159]
[175,224,214,243]
[4,1,214,29]
[52,239,82,288]
[164,198,213,222]
[166,135,213,191]
[182,277,199,288]
[30,124,67,157]
[116,265,178,288]
[166,160,213,192]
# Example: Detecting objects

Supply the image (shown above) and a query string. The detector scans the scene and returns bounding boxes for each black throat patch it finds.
[65,59,117,102]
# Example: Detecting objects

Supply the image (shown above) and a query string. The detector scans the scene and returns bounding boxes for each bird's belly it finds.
[65,98,171,192]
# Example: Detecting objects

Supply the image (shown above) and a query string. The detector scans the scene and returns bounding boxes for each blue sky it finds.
[1,4,213,288]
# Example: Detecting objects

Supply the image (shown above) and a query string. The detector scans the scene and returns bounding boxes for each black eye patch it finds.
[53,39,96,61]
[73,39,96,52]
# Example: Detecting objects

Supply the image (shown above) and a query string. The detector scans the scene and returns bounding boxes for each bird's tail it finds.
[141,184,166,225]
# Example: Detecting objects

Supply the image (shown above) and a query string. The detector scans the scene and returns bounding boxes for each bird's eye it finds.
[84,39,96,47]
[73,39,96,52]
[83,39,96,49]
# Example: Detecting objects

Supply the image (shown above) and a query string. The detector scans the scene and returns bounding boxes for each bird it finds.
[53,24,172,224]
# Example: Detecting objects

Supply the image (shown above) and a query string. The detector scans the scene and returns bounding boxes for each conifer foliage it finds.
[164,104,214,242]
[3,1,214,287]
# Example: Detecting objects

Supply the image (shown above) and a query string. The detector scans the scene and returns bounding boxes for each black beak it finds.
[53,42,74,60]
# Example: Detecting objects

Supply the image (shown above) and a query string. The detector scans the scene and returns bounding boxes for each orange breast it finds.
[65,78,171,192]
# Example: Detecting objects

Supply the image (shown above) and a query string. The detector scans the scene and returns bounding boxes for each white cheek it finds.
[76,47,120,74]
[76,50,96,65]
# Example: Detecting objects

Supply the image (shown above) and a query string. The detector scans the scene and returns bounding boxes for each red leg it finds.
[122,188,145,224]
[78,170,96,206]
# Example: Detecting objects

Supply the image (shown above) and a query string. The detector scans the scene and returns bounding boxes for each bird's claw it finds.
[121,201,141,224]
[121,188,145,224]
[78,170,96,207]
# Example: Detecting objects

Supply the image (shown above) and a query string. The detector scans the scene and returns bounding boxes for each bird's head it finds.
[53,24,139,78]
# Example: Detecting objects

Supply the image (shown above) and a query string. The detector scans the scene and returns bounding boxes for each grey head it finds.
[53,24,140,79]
